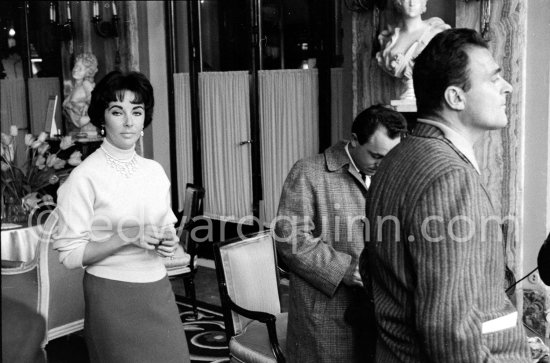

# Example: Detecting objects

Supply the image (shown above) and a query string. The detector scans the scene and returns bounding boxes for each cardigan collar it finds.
[412,121,481,175]
[417,118,480,174]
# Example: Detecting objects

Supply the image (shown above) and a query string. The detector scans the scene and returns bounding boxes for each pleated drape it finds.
[258,69,319,224]
[330,68,344,145]
[173,73,194,212]
[199,71,253,221]
[0,79,27,130]
[1,79,28,166]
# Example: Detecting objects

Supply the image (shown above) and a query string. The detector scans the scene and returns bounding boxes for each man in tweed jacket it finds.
[360,29,531,362]
[275,105,407,363]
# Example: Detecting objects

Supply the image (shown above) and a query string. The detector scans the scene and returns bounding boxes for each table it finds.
[1,223,43,262]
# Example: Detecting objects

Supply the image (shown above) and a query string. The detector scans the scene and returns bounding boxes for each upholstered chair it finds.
[213,231,287,363]
[1,211,85,353]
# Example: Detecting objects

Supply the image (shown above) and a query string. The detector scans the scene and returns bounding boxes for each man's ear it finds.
[350,133,359,148]
[444,86,465,111]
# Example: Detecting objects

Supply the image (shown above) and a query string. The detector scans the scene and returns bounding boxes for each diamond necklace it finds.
[100,145,138,178]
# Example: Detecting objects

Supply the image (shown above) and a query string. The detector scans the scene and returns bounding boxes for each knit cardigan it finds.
[360,123,531,362]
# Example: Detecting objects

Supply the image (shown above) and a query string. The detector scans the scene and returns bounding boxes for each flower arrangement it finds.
[1,125,82,220]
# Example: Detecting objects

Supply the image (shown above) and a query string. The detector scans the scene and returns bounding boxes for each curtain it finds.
[0,79,27,131]
[259,69,319,224]
[173,73,194,212]
[199,71,253,221]
[28,77,61,134]
[331,68,345,145]
[1,79,28,166]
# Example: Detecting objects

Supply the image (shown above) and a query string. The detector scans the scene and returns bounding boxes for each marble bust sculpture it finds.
[62,53,99,138]
[376,0,450,102]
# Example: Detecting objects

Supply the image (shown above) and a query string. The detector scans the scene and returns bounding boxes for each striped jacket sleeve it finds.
[407,168,517,362]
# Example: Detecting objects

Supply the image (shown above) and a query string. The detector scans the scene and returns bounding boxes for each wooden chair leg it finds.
[183,276,198,320]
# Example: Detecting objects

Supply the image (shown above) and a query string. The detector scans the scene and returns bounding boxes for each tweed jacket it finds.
[360,123,531,362]
[275,141,371,363]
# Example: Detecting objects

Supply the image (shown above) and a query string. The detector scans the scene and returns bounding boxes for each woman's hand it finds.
[130,225,176,253]
[154,226,179,259]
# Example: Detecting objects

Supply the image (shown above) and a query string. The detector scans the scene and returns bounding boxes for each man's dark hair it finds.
[89,71,155,129]
[352,104,408,144]
[413,28,488,117]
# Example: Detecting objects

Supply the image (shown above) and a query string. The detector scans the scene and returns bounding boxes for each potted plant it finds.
[1,125,82,224]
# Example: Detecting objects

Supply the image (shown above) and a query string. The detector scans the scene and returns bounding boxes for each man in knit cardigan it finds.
[275,105,407,363]
[360,28,531,362]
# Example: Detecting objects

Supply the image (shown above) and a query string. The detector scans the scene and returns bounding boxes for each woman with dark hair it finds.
[53,71,190,362]
[538,233,550,285]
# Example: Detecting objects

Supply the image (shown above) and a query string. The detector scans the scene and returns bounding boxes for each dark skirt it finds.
[83,272,190,363]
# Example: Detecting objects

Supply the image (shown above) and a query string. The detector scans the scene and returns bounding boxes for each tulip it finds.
[42,194,54,203]
[1,161,9,171]
[46,154,67,170]
[37,132,48,142]
[49,174,59,184]
[1,133,12,146]
[53,159,66,170]
[37,143,50,155]
[59,136,74,150]
[46,154,59,167]
[25,134,36,146]
[68,150,82,166]
[4,144,14,162]
[31,140,42,149]
[36,155,46,170]
[9,125,18,137]
[22,192,40,211]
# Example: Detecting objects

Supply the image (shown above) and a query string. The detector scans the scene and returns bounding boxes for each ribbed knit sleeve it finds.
[408,168,486,362]
[53,167,94,269]
[275,159,352,297]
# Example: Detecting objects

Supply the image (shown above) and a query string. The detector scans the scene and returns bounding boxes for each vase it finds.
[3,196,29,224]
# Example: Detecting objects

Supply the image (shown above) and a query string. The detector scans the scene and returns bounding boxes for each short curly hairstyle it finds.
[74,53,98,80]
[88,71,155,129]
[393,0,427,15]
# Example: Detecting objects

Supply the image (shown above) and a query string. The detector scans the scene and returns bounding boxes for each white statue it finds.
[63,53,99,138]
[376,0,450,102]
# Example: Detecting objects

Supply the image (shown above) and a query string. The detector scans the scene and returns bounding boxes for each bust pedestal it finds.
[391,98,417,113]
[72,123,98,140]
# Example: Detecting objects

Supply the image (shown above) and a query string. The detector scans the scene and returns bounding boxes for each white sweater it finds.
[53,139,177,283]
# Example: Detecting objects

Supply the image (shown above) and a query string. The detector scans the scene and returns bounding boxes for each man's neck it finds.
[424,113,483,145]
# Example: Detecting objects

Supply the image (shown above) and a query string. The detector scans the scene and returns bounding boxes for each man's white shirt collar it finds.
[345,142,371,188]
[418,118,481,174]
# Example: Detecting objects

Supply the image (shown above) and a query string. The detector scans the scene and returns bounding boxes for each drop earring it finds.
[100,125,105,136]
[140,130,144,137]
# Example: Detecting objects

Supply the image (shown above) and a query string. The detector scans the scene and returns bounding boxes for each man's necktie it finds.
[360,172,371,189]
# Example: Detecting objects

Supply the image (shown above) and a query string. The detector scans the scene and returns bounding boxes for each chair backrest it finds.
[1,256,39,314]
[214,231,282,336]
[37,211,85,344]
[177,183,205,258]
